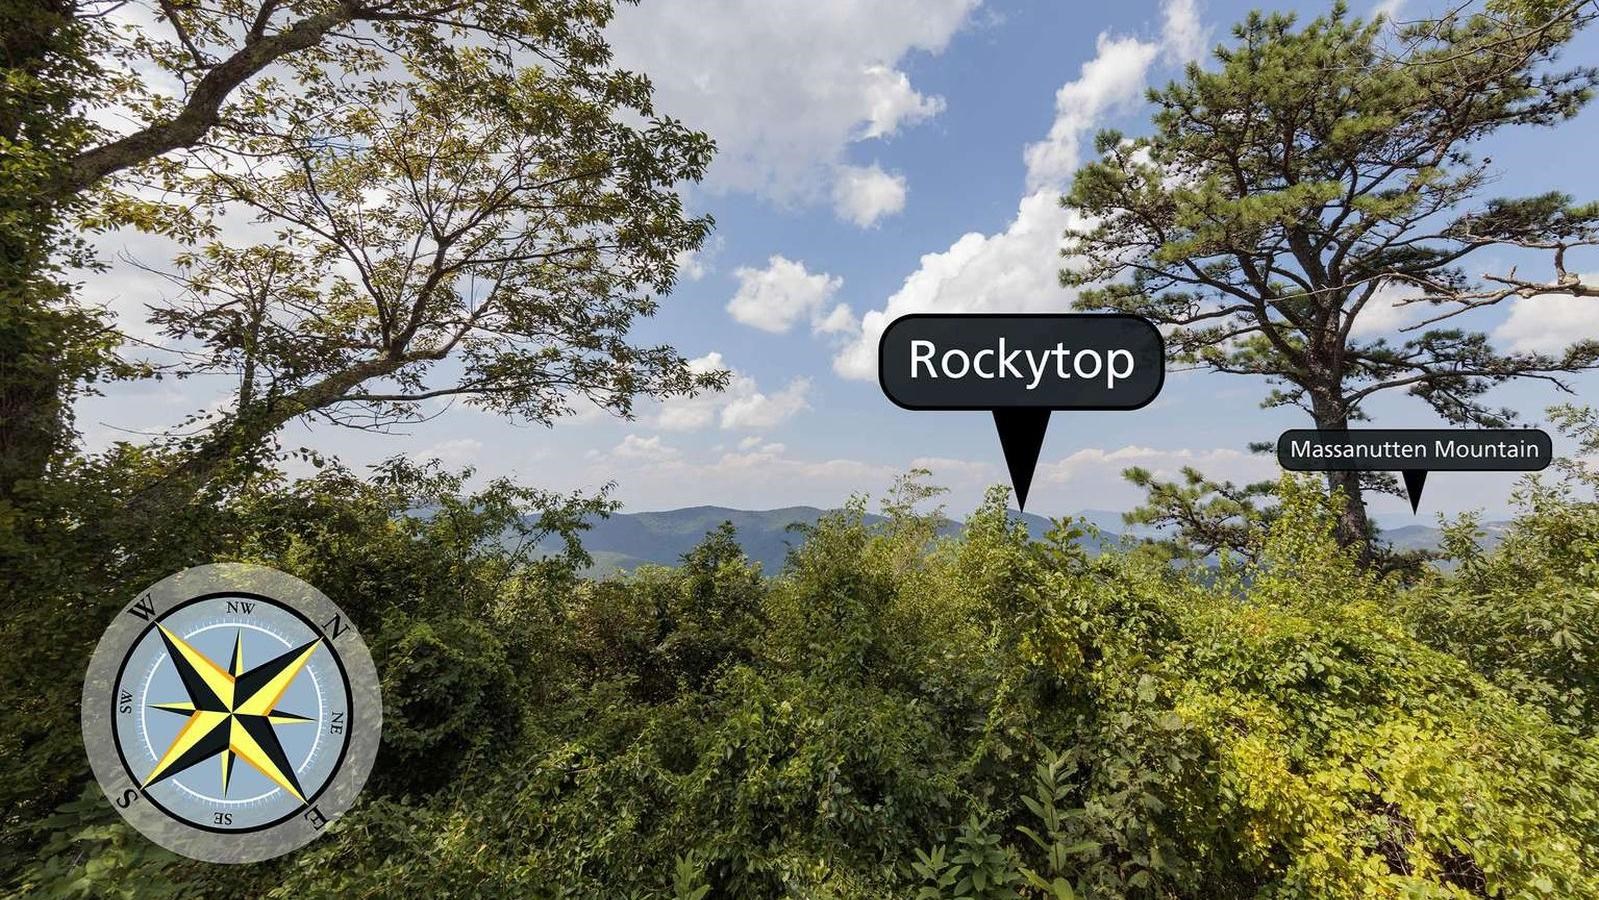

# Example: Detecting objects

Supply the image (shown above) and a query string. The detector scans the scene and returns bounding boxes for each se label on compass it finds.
[82,564,382,863]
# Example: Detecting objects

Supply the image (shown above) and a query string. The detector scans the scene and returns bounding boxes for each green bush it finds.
[1398,406,1599,735]
[10,456,1599,898]
[374,616,523,794]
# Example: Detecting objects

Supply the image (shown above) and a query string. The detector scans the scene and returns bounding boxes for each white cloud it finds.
[1161,0,1209,64]
[1347,279,1429,338]
[675,248,709,282]
[1040,444,1274,486]
[859,65,946,139]
[610,434,682,462]
[1022,34,1161,192]
[833,192,1085,379]
[727,255,846,333]
[814,303,859,336]
[655,352,813,431]
[1493,285,1599,353]
[833,0,1206,380]
[607,0,977,202]
[704,444,892,484]
[427,438,484,466]
[583,438,901,509]
[721,377,813,430]
[832,163,909,227]
[1373,0,1406,22]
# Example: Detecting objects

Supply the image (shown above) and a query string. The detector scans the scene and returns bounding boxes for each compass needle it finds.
[156,625,235,710]
[230,717,307,802]
[230,630,245,677]
[234,639,321,718]
[149,701,196,716]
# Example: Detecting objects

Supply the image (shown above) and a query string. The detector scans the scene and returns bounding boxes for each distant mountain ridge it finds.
[528,505,1505,577]
[530,505,1079,575]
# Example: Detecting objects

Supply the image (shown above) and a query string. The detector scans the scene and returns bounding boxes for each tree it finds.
[4,0,722,504]
[136,67,720,501]
[1061,1,1599,559]
[0,0,123,517]
[1119,466,1276,566]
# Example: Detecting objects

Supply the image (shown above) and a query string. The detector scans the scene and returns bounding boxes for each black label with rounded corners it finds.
[878,314,1165,411]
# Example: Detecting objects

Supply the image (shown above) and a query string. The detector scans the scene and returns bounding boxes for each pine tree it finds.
[1062,2,1598,559]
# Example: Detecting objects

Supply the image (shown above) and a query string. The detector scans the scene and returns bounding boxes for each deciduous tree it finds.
[3,0,722,505]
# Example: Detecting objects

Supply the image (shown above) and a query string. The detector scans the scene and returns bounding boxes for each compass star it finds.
[144,625,319,802]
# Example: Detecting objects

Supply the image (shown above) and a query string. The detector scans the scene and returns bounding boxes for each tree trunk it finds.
[0,0,82,507]
[1325,467,1373,563]
[1309,391,1374,564]
[0,314,68,505]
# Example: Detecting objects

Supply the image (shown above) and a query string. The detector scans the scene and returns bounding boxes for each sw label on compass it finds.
[82,564,382,863]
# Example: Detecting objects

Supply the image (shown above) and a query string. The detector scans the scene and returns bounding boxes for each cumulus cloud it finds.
[727,255,847,334]
[655,352,813,431]
[674,248,709,282]
[832,0,1207,380]
[1022,34,1161,192]
[607,0,977,203]
[1161,0,1209,65]
[813,303,859,336]
[1492,284,1599,353]
[722,377,813,430]
[832,163,909,227]
[833,192,1086,378]
[610,434,682,462]
[426,438,484,466]
[1347,279,1430,338]
[860,65,947,139]
[1372,0,1406,22]
[1039,444,1275,488]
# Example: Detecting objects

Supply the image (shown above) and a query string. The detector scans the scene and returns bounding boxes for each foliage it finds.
[1120,465,1277,565]
[0,450,602,871]
[12,450,1599,898]
[4,0,725,519]
[1399,404,1599,734]
[0,0,125,547]
[143,59,722,488]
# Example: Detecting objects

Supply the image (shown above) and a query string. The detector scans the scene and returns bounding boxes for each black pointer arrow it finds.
[993,409,1051,512]
[1402,469,1427,514]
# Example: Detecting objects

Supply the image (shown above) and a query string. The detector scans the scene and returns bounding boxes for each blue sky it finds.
[79,0,1599,523]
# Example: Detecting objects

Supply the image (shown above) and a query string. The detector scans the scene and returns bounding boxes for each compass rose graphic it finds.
[82,564,381,863]
[143,625,320,802]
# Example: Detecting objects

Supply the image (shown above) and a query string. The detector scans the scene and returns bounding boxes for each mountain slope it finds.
[531,506,1494,576]
[532,505,1113,575]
